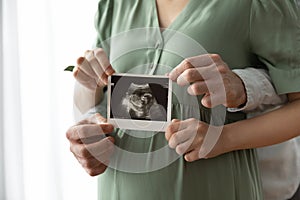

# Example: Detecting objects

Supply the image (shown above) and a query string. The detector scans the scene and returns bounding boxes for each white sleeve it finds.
[227,68,287,113]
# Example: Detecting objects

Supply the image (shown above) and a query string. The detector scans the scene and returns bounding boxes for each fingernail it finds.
[172,119,180,123]
[77,57,85,65]
[101,124,114,132]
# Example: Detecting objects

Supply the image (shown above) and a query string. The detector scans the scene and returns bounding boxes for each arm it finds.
[165,93,300,161]
[224,93,300,151]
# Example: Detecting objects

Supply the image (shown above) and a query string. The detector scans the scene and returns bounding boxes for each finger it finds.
[209,54,224,65]
[85,51,105,81]
[176,65,219,88]
[87,137,115,161]
[168,119,199,149]
[76,156,108,177]
[169,59,194,81]
[184,147,201,162]
[67,123,114,141]
[85,163,108,176]
[85,50,111,87]
[71,137,114,159]
[187,81,209,96]
[79,135,106,144]
[165,119,188,141]
[185,54,214,68]
[201,92,225,108]
[176,68,204,86]
[175,138,194,155]
[169,127,197,150]
[94,48,114,74]
[77,113,107,125]
[73,66,98,90]
[168,128,194,149]
[77,156,104,169]
[94,48,115,84]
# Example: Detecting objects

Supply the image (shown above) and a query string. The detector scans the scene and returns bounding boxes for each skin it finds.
[156,0,189,29]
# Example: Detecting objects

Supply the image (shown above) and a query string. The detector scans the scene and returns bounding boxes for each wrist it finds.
[220,124,239,153]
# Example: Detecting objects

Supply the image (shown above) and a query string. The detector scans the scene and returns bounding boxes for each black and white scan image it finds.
[107,74,172,131]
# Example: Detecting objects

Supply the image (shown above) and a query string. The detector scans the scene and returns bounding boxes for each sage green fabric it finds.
[91,0,300,200]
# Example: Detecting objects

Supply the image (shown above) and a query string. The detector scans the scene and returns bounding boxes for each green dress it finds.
[91,0,300,199]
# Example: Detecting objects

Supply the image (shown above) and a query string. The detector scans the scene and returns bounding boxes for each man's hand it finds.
[169,54,246,108]
[66,113,115,176]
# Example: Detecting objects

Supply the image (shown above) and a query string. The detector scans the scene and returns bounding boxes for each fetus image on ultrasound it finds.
[109,74,169,123]
[122,83,154,119]
[112,83,167,121]
[119,83,167,121]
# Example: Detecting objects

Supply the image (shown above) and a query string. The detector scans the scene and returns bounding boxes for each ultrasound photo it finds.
[108,74,170,122]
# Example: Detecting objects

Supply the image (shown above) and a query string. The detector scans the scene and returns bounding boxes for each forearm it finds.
[73,81,104,114]
[224,98,300,152]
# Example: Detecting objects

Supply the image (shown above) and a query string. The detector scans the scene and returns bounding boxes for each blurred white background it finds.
[1,0,100,199]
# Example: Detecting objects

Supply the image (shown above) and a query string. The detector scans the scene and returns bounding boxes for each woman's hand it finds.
[169,54,246,108]
[165,119,229,162]
[73,48,115,91]
[66,113,115,176]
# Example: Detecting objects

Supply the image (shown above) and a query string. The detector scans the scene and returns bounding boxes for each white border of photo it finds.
[107,73,172,132]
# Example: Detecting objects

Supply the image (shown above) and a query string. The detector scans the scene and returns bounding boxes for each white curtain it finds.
[1,0,100,199]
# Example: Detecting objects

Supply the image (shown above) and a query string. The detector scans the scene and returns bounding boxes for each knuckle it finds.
[190,84,200,94]
[182,59,191,69]
[171,134,179,144]
[94,48,105,58]
[188,118,198,126]
[167,124,176,133]
[176,145,185,155]
[66,126,77,141]
[197,122,206,133]
[168,122,179,133]
[98,166,107,174]
[85,50,91,54]
[82,159,94,169]
[185,69,195,81]
[217,64,228,73]
[211,54,220,60]
[66,129,72,140]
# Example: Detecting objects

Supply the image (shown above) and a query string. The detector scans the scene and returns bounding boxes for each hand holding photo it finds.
[107,74,172,131]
